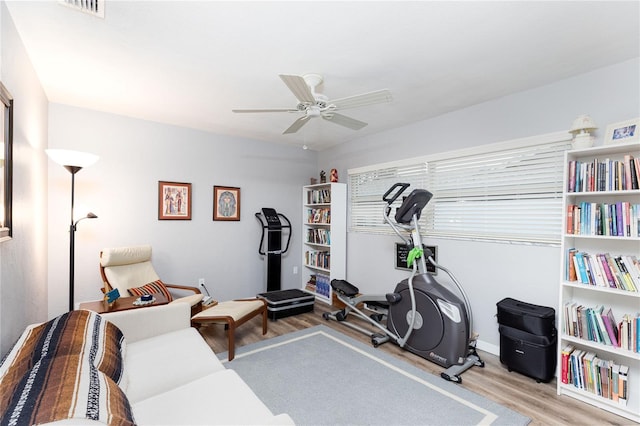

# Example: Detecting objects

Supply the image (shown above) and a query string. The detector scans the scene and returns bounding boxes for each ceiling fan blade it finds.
[329,89,393,110]
[280,75,316,104]
[322,113,367,130]
[283,116,310,134]
[232,108,298,113]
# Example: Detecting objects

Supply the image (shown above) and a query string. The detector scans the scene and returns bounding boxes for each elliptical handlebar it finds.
[382,182,410,204]
[278,213,292,254]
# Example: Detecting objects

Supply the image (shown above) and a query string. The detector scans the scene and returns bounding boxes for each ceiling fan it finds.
[232,74,393,134]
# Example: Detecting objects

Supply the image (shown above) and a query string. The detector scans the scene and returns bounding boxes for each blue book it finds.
[574,252,589,284]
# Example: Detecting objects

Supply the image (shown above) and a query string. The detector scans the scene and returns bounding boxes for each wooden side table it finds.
[79,293,169,314]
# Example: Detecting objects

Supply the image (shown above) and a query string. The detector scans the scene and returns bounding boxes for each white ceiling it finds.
[5,1,640,151]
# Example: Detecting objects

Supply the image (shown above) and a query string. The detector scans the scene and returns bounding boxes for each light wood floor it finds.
[197,302,635,425]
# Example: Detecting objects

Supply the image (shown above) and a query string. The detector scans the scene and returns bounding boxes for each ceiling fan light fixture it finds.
[307,106,321,117]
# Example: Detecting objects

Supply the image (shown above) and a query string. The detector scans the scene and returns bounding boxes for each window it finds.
[0,82,13,241]
[348,131,572,245]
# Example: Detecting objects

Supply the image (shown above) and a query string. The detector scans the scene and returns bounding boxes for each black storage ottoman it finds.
[496,297,557,383]
[257,289,314,320]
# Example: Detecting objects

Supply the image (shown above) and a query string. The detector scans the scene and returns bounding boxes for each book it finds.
[611,363,620,402]
[574,252,589,284]
[618,364,628,406]
[587,307,602,343]
[616,257,635,291]
[604,253,625,290]
[567,248,578,281]
[602,308,619,347]
[593,306,611,345]
[597,253,617,288]
[561,344,574,384]
[621,255,639,291]
[566,204,575,233]
[624,155,634,190]
[588,254,606,286]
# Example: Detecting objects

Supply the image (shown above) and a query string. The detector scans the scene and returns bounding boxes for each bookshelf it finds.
[557,142,640,423]
[301,183,346,304]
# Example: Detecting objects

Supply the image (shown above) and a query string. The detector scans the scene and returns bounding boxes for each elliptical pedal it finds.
[371,333,390,347]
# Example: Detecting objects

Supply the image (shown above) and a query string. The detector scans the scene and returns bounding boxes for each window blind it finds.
[348,132,572,244]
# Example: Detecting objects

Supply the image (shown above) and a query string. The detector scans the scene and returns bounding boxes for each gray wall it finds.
[47,105,318,316]
[319,58,640,353]
[0,2,49,355]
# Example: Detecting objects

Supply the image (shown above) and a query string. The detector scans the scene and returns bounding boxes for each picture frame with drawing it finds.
[158,181,192,220]
[604,118,639,145]
[213,186,241,221]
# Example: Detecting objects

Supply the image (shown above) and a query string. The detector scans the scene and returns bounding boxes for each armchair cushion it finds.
[128,280,173,302]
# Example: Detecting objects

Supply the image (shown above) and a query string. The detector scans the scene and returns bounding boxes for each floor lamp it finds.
[46,149,99,311]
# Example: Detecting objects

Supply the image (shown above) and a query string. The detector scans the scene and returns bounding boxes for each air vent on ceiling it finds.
[59,0,104,19]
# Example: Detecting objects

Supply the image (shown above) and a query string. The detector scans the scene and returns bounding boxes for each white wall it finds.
[319,58,640,353]
[47,105,317,316]
[0,2,49,356]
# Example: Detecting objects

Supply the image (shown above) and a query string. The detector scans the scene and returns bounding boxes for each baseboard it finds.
[476,339,499,357]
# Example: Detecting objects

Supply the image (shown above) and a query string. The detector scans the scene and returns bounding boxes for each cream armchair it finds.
[100,245,204,315]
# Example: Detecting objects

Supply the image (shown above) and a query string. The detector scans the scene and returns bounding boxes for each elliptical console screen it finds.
[262,208,282,229]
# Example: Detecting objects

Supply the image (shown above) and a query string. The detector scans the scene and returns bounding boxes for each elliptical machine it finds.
[323,183,484,383]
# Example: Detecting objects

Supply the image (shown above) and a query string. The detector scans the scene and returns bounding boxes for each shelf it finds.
[558,384,639,423]
[304,264,330,273]
[305,242,330,248]
[564,234,640,241]
[569,141,640,156]
[562,281,640,297]
[567,190,640,197]
[561,335,640,360]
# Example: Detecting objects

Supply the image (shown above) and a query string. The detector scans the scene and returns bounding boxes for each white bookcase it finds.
[557,142,640,423]
[301,183,346,304]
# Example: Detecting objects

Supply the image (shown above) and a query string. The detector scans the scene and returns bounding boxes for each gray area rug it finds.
[219,325,530,425]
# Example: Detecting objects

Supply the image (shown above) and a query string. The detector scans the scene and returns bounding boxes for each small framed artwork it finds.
[604,118,639,145]
[158,181,192,220]
[213,186,241,221]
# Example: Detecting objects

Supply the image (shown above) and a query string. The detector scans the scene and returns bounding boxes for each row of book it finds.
[566,202,640,237]
[567,155,639,193]
[565,250,639,292]
[306,189,331,204]
[305,273,330,297]
[560,345,629,406]
[562,303,640,352]
[304,250,330,270]
[306,208,331,224]
[306,228,331,245]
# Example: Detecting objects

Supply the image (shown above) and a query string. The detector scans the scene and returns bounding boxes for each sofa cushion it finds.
[132,370,292,425]
[124,327,225,403]
[128,280,173,302]
[0,355,135,426]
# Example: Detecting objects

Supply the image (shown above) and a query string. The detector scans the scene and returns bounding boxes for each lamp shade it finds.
[569,115,598,134]
[46,149,99,168]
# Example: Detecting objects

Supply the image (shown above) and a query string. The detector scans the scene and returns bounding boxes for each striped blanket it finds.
[0,310,135,425]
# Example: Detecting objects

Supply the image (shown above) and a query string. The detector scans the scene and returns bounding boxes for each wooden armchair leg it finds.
[227,320,236,361]
[261,306,268,335]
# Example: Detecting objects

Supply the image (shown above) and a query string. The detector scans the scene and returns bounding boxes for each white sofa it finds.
[0,302,293,425]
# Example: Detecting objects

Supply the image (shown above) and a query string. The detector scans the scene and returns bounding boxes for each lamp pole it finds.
[68,166,78,311]
[47,149,99,312]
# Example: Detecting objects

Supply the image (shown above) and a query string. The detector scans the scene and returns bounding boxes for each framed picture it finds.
[213,186,241,221]
[158,181,191,220]
[604,118,639,145]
